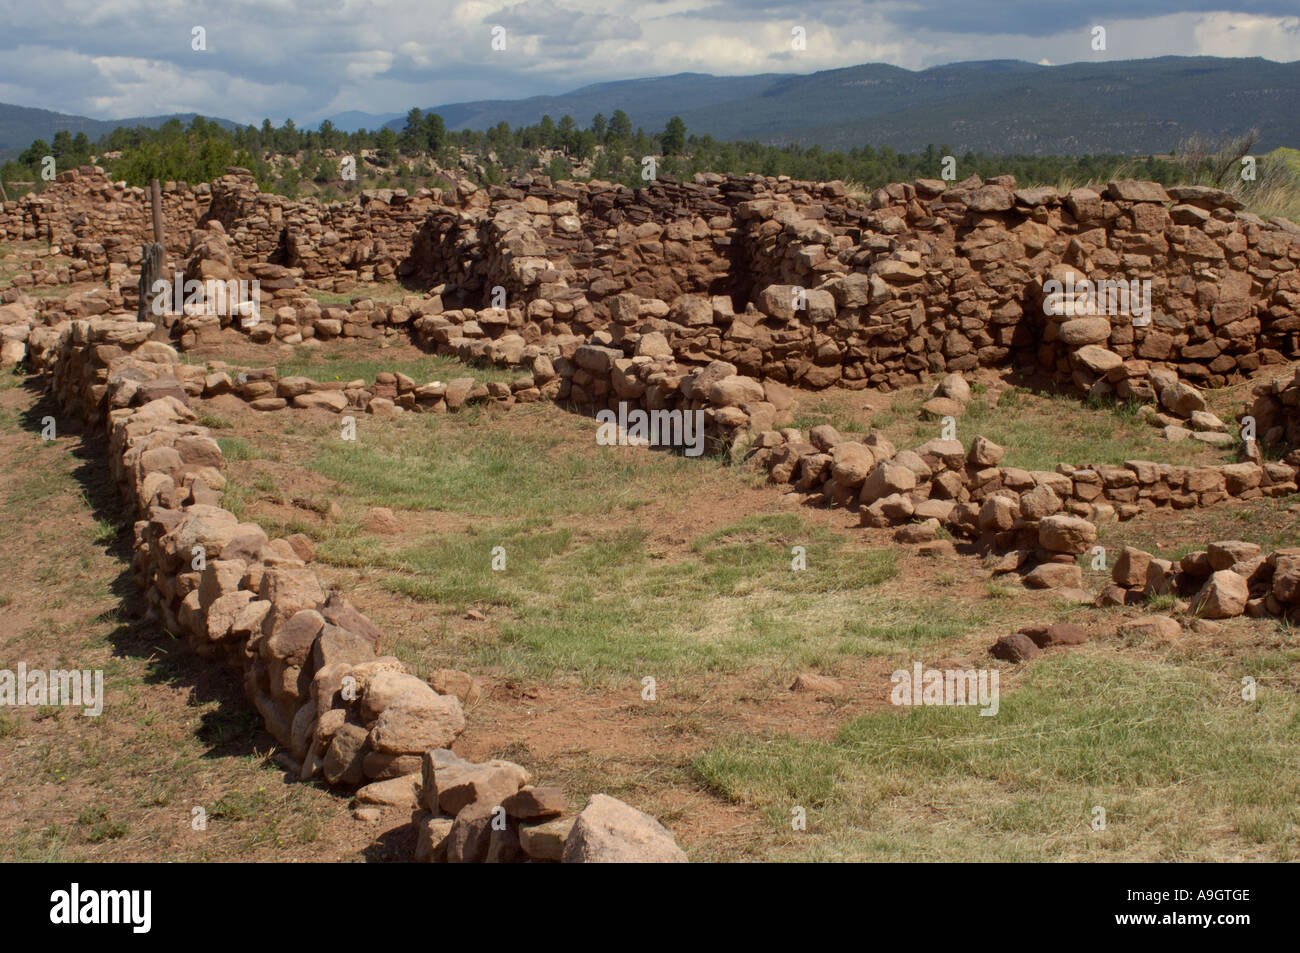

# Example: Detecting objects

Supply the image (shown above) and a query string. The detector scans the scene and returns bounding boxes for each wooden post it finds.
[0,178,9,205]
[150,178,164,245]
[138,178,168,331]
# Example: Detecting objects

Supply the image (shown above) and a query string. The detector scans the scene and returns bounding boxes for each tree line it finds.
[0,109,1278,201]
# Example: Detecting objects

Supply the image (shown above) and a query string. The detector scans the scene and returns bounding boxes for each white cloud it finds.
[1193,12,1300,60]
[0,2,1295,125]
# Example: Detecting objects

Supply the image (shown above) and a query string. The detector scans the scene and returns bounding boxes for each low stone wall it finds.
[26,313,688,863]
[1099,540,1300,624]
[400,173,1300,396]
[1245,366,1300,452]
[748,422,1300,590]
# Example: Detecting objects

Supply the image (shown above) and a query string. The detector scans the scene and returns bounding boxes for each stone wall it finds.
[25,313,688,863]
[748,422,1300,592]
[3,167,210,264]
[400,173,1300,396]
[1101,540,1300,623]
[1245,366,1300,452]
[11,167,1299,408]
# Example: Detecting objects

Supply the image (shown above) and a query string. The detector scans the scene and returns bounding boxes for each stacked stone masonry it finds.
[24,316,686,863]
[5,167,1298,400]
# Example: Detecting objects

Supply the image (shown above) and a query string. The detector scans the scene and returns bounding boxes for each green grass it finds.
[76,805,128,842]
[791,400,871,436]
[694,651,1300,861]
[306,405,704,517]
[1094,495,1300,565]
[216,436,256,461]
[870,386,1232,471]
[275,352,518,386]
[223,400,1015,683]
[313,496,998,682]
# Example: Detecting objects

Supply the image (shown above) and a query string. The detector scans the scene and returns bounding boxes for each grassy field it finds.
[203,371,1300,861]
[4,226,1298,860]
[305,281,418,305]
[793,373,1248,472]
[696,649,1299,861]
[0,370,380,862]
[274,349,520,387]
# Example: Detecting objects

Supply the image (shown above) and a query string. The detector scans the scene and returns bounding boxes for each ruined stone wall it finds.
[398,172,1300,396]
[203,170,447,285]
[3,167,211,267]
[13,166,1300,405]
[24,314,688,863]
[1246,366,1300,452]
[3,167,460,291]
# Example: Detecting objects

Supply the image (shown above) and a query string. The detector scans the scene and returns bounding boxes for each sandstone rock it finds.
[1019,484,1062,520]
[829,442,876,487]
[428,668,483,706]
[520,816,576,861]
[355,773,420,807]
[1193,570,1249,619]
[413,814,455,863]
[1106,180,1169,203]
[1206,540,1261,571]
[1023,562,1083,589]
[361,671,437,721]
[445,801,497,863]
[561,794,687,863]
[922,397,964,419]
[894,521,938,543]
[789,673,845,694]
[1021,622,1089,647]
[709,375,765,408]
[990,633,1040,662]
[502,785,566,820]
[967,435,1005,467]
[322,722,369,786]
[1038,514,1097,554]
[1158,380,1206,417]
[368,692,465,754]
[438,760,531,815]
[1112,546,1154,588]
[1073,345,1123,374]
[294,390,349,411]
[1059,318,1111,346]
[1118,615,1182,640]
[933,373,971,404]
[1094,584,1128,607]
[859,460,916,505]
[364,506,402,534]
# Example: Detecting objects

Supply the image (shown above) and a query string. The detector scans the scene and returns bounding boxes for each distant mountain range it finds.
[390,56,1300,155]
[4,56,1298,162]
[0,104,395,161]
[322,110,406,133]
[0,104,242,160]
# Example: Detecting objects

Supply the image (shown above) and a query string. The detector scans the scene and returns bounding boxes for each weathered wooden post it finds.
[0,178,9,205]
[137,178,168,331]
[150,178,164,245]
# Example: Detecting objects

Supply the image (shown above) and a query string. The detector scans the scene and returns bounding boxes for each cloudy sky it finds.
[1,0,1298,125]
